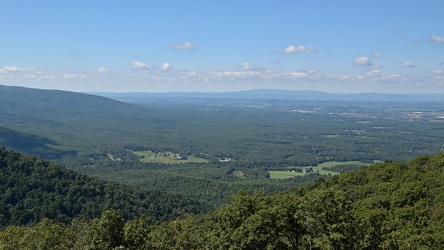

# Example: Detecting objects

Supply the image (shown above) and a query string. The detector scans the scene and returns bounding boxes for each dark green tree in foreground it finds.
[1,152,444,249]
[89,209,124,249]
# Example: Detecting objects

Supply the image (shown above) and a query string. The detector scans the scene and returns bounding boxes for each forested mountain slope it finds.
[1,152,443,249]
[146,153,444,249]
[0,146,206,229]
[0,85,155,160]
[0,85,146,115]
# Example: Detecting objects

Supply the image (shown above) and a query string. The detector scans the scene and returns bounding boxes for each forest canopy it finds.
[0,146,206,228]
[1,147,444,249]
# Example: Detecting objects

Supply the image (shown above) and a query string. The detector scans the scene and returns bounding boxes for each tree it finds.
[89,209,124,250]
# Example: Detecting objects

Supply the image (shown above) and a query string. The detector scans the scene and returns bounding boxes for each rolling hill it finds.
[0,84,167,161]
[0,146,206,228]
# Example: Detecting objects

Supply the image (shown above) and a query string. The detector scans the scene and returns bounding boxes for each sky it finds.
[1,0,444,93]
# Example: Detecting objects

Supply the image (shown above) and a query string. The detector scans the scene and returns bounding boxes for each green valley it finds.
[1,85,444,207]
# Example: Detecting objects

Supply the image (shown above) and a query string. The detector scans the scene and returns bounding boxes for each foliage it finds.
[0,146,207,229]
[88,209,125,249]
[143,153,444,249]
[2,153,444,249]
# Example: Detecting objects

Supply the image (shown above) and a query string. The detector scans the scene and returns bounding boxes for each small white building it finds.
[220,157,234,162]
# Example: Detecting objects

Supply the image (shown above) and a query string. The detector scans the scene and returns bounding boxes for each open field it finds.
[268,168,339,179]
[132,150,208,164]
[316,160,380,168]
[268,171,305,179]
[269,160,382,179]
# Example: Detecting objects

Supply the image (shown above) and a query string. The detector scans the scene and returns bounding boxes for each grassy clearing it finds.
[268,171,305,179]
[269,160,380,179]
[316,160,377,168]
[315,168,340,176]
[132,150,208,164]
[232,170,245,178]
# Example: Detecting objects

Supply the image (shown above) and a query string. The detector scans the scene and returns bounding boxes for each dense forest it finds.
[1,149,443,249]
[0,146,206,228]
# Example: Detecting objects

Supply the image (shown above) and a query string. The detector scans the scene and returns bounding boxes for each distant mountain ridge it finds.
[2,85,443,103]
[0,84,159,161]
[0,84,146,114]
[93,89,444,103]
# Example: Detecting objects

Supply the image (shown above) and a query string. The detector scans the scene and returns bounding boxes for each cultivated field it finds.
[268,160,380,179]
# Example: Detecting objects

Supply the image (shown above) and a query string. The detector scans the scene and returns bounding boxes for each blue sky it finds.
[1,1,444,93]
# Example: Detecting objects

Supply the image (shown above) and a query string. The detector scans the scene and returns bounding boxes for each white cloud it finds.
[0,66,22,74]
[398,60,415,68]
[352,56,382,68]
[366,70,382,77]
[373,64,383,69]
[210,71,261,79]
[240,62,267,71]
[97,67,108,73]
[161,63,175,71]
[371,52,380,57]
[274,45,316,54]
[240,62,253,70]
[326,74,365,81]
[131,61,149,72]
[169,41,195,49]
[2,61,440,93]
[186,70,201,77]
[353,57,372,67]
[161,63,169,70]
[285,72,308,78]
[0,66,51,82]
[430,35,444,44]
[132,61,146,68]
[3,66,20,72]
